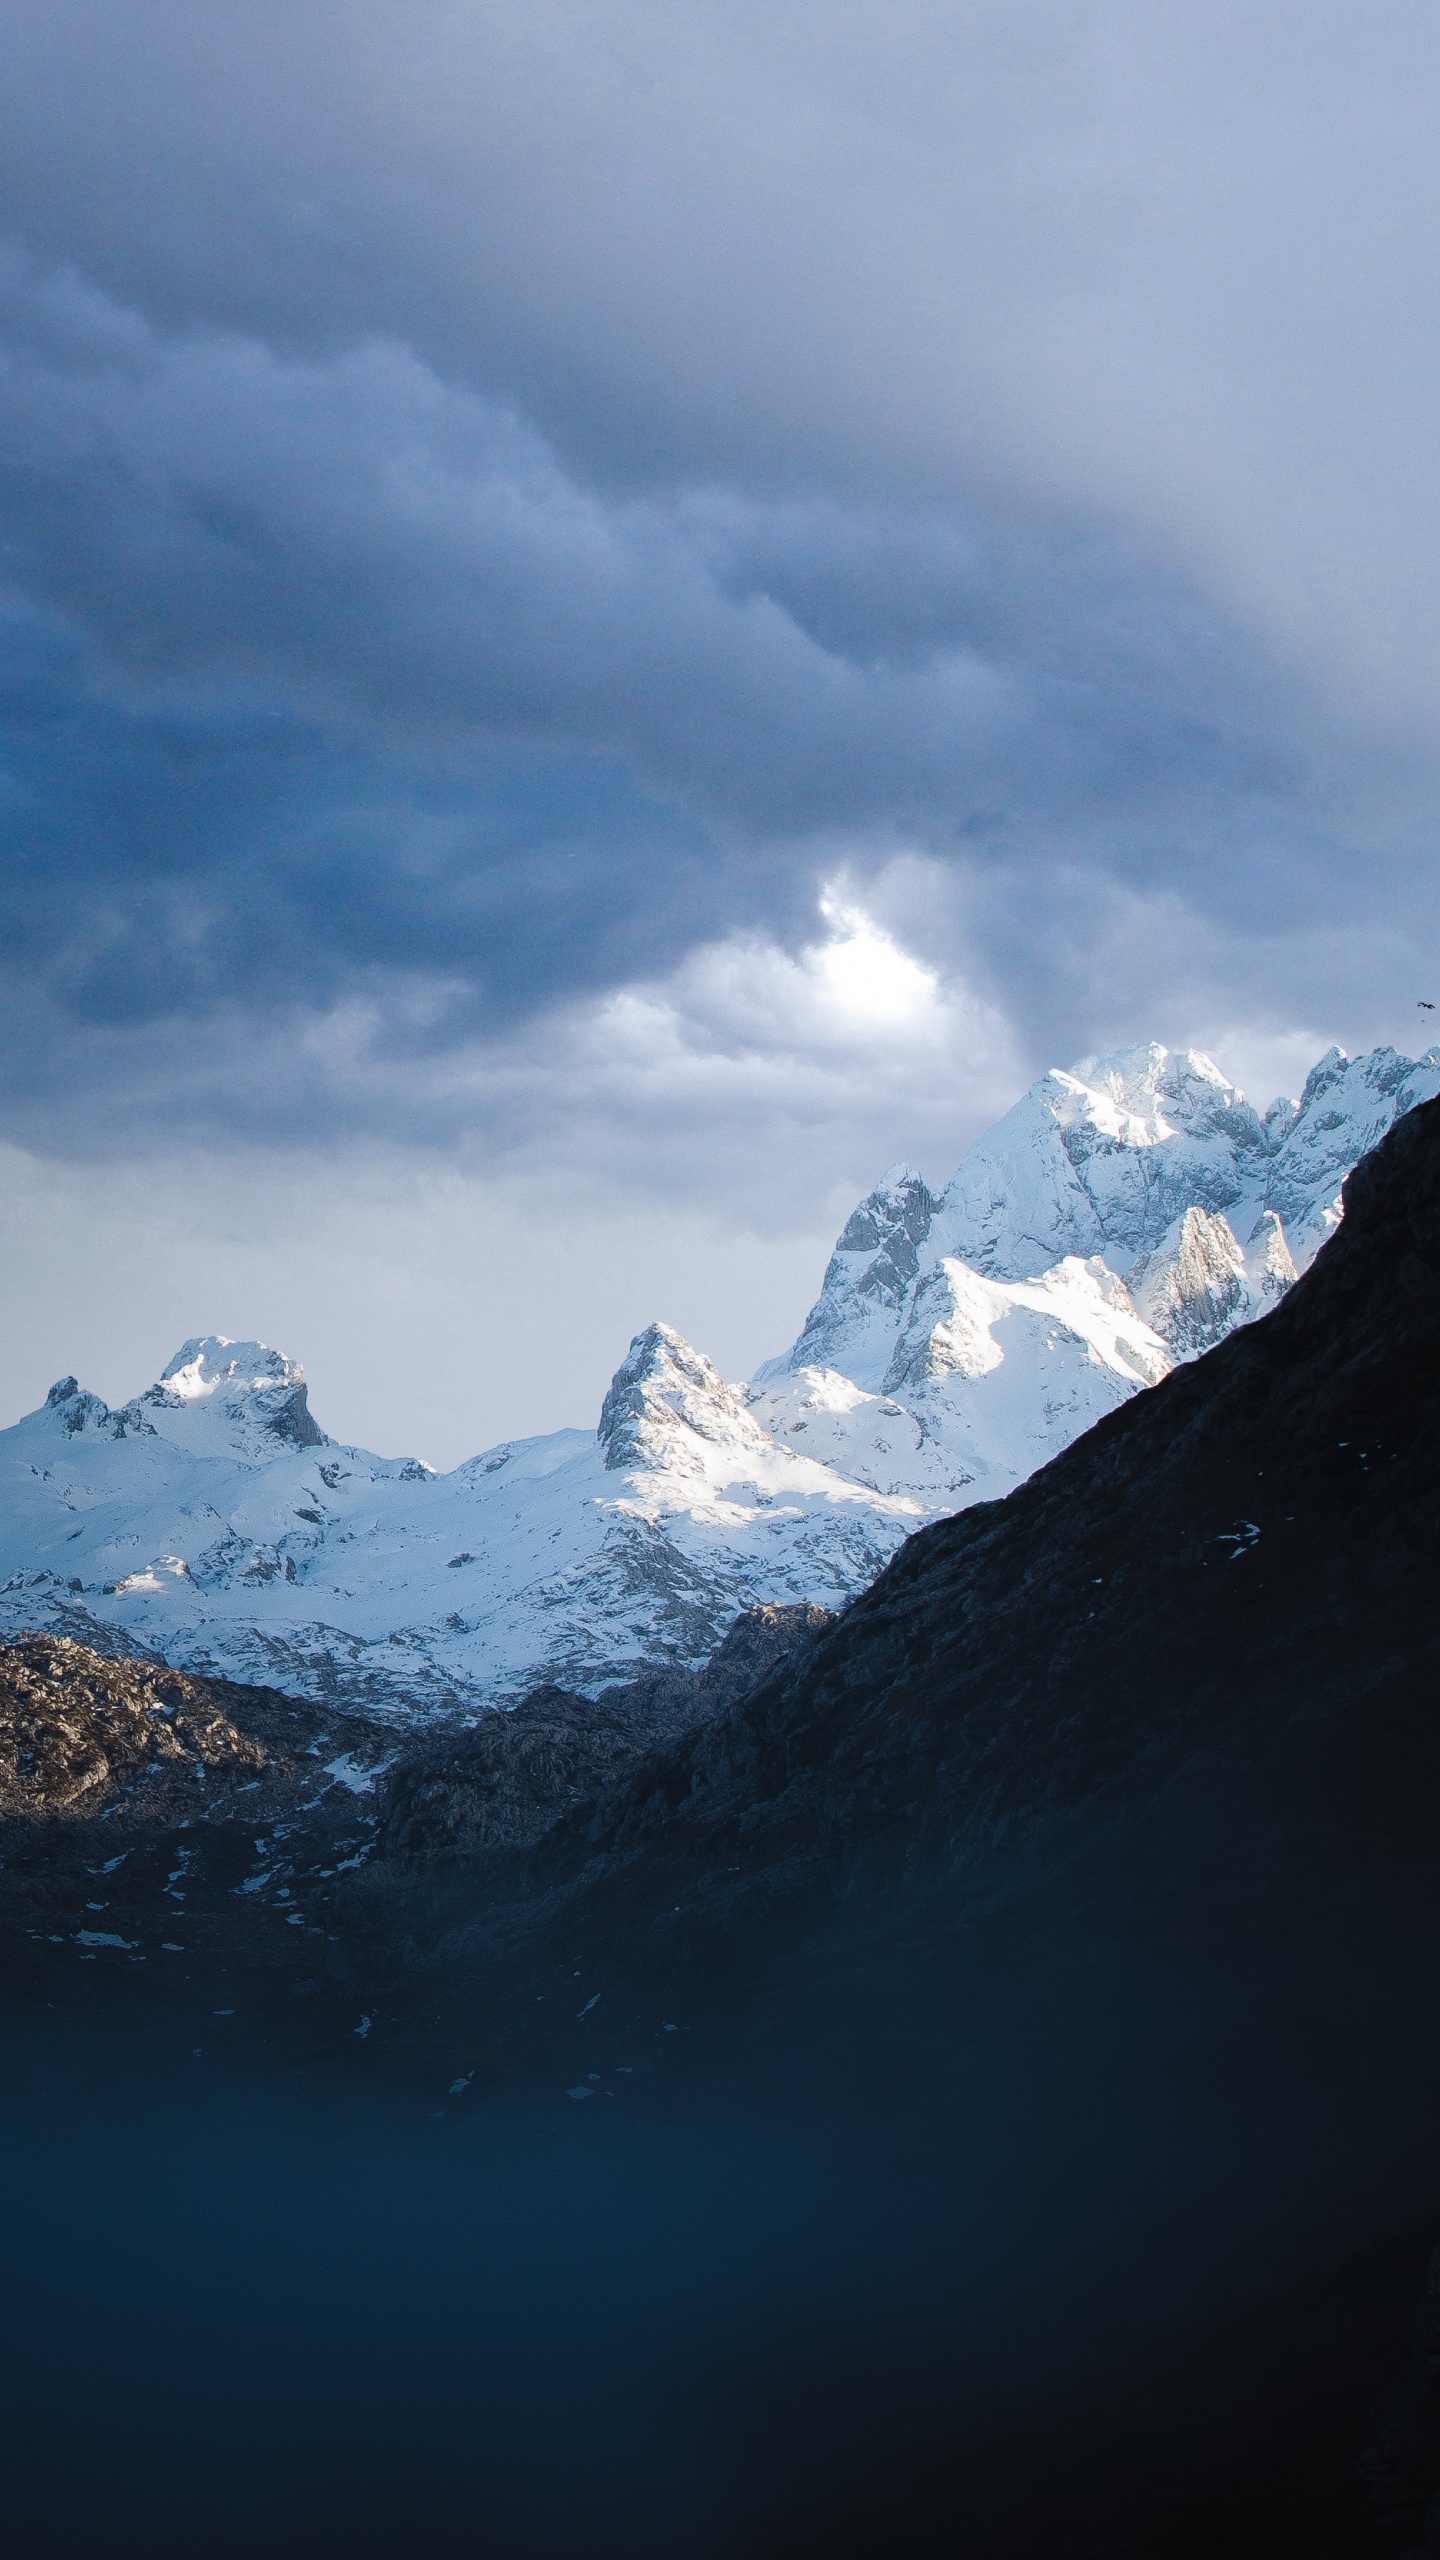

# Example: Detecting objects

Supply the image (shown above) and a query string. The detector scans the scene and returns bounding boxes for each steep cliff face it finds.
[777,1164,941,1382]
[1127,1201,1297,1354]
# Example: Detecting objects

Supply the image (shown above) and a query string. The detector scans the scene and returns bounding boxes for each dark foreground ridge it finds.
[4,1100,1440,2555]
[512,1083,1440,1947]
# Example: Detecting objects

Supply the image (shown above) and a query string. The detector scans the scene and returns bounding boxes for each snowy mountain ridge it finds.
[0,1037,1434,1714]
[761,1040,1436,1395]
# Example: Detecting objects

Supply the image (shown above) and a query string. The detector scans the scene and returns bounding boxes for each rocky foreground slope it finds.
[0,1037,1434,1715]
[0,1604,827,1988]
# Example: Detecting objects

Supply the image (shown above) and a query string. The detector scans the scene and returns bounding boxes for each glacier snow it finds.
[1,1039,1434,1713]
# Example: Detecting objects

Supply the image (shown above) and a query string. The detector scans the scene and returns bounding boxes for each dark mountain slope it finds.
[376,1601,830,1860]
[489,1088,1440,1957]
[315,1094,1440,2556]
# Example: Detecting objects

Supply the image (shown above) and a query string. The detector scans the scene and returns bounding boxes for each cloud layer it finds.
[1,3,1439,1426]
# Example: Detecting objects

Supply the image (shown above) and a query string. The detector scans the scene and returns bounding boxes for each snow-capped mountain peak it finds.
[1066,1041,1262,1145]
[159,1336,302,1401]
[1260,1043,1440,1263]
[597,1323,759,1475]
[929,1044,1271,1286]
[41,1377,155,1442]
[148,1336,327,1455]
[32,1337,332,1466]
[769,1039,1440,1401]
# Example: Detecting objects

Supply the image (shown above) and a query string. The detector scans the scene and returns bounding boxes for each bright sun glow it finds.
[812,893,940,1030]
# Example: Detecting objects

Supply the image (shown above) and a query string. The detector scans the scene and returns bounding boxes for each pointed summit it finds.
[1128,1207,1251,1358]
[756,1166,939,1390]
[161,1337,302,1396]
[597,1323,754,1474]
[1126,1201,1300,1362]
[1261,1046,1440,1263]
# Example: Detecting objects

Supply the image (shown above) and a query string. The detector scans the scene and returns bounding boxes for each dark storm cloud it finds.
[0,3,1438,1153]
[0,583,724,1034]
[0,253,1269,811]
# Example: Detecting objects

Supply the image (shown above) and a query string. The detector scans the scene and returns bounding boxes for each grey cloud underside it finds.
[0,263,1421,1145]
[0,262,1305,818]
[0,7,1439,1151]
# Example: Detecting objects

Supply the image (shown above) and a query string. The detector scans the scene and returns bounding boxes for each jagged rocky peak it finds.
[830,1163,938,1307]
[1073,1041,1266,1148]
[1262,1043,1440,1262]
[45,1376,108,1432]
[41,1377,148,1441]
[1070,1198,1296,1368]
[764,1043,1275,1388]
[154,1336,326,1449]
[32,1338,325,1453]
[932,1043,1271,1281]
[758,1163,940,1390]
[835,1163,937,1263]
[765,1037,1440,1401]
[1243,1207,1298,1306]
[597,1322,755,1474]
[1129,1207,1250,1358]
[159,1336,301,1399]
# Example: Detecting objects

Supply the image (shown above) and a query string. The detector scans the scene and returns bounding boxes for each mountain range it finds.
[1,1035,1434,1714]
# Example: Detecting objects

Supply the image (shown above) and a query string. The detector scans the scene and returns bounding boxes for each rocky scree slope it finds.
[0,1606,829,2003]
[0,1633,268,1818]
[0,1631,402,1994]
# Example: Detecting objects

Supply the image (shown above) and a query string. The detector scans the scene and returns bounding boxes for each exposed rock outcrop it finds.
[0,1632,267,1817]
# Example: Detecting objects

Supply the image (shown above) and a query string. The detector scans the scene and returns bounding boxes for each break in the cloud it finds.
[0,874,1380,1461]
[0,2,1439,1431]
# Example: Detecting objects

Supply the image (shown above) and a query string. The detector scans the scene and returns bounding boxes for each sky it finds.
[0,0,1438,1463]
